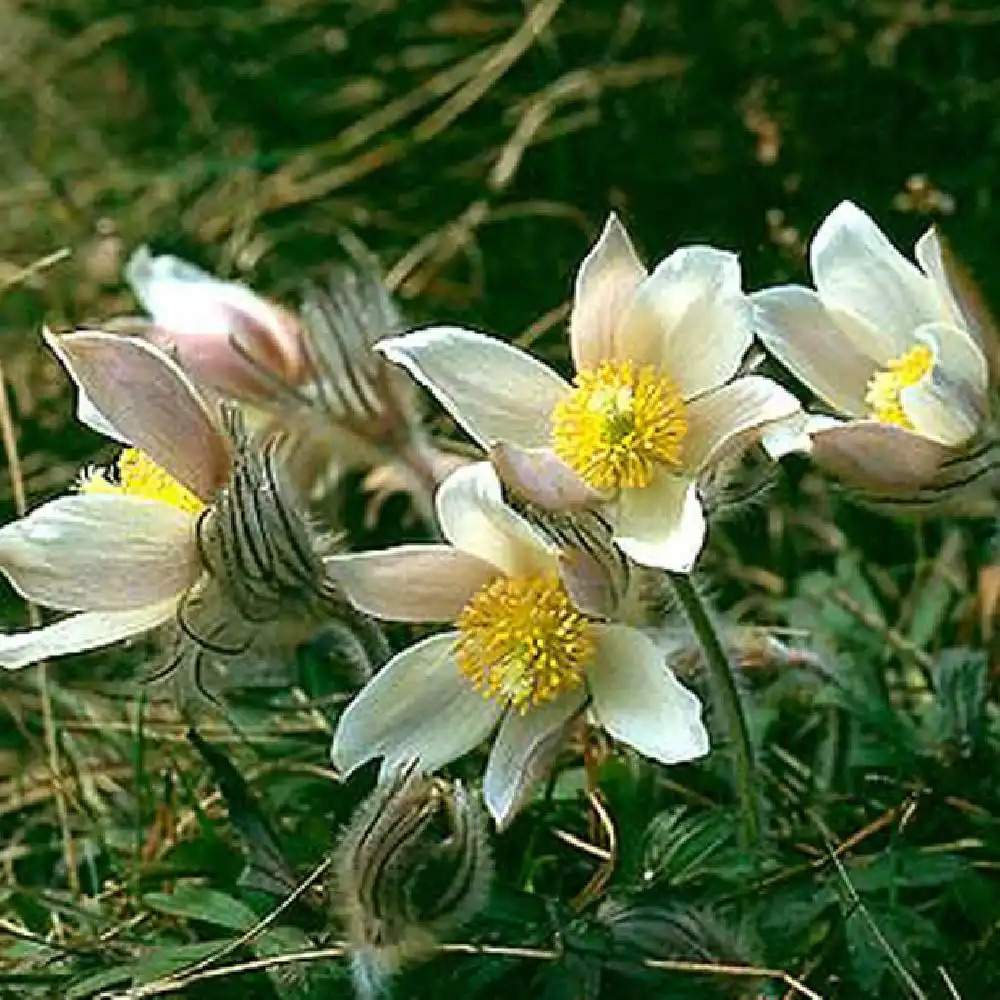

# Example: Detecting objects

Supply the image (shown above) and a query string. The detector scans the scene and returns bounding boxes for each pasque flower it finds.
[0,331,230,668]
[0,331,363,685]
[327,462,709,828]
[753,201,992,496]
[373,214,800,572]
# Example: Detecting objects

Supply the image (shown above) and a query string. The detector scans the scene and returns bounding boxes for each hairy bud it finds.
[332,762,493,998]
[153,404,389,703]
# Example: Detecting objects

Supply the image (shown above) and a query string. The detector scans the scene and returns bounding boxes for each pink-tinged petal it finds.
[810,201,939,358]
[588,624,710,765]
[682,375,802,473]
[570,213,648,370]
[435,463,557,578]
[376,326,570,450]
[751,285,875,415]
[324,545,496,623]
[42,328,129,443]
[558,549,619,619]
[47,331,230,502]
[810,420,953,492]
[127,247,305,396]
[614,471,706,573]
[623,246,752,398]
[488,441,604,512]
[0,494,198,612]
[0,597,181,670]
[484,690,586,828]
[330,632,502,777]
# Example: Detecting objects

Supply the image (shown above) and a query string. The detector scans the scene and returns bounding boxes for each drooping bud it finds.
[126,246,306,400]
[331,762,493,999]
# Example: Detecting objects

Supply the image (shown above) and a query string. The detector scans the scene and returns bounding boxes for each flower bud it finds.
[332,762,493,999]
[126,246,306,400]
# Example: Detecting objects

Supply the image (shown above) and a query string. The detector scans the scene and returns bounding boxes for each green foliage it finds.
[2,1,1000,999]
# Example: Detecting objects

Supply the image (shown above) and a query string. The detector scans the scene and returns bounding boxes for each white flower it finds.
[0,331,230,669]
[327,462,709,828]
[753,201,991,494]
[373,214,800,572]
[125,246,305,400]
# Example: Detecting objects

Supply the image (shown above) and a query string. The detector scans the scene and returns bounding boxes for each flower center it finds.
[454,573,594,711]
[865,344,933,430]
[77,448,205,515]
[550,361,687,490]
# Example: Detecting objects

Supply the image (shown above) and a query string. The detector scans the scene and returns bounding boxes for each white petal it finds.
[588,624,710,765]
[895,323,986,447]
[751,285,875,415]
[914,227,964,327]
[376,326,570,450]
[810,421,953,492]
[483,690,585,828]
[324,545,496,623]
[570,213,649,371]
[915,230,1000,367]
[0,494,198,611]
[128,248,271,336]
[614,471,706,573]
[330,632,502,777]
[435,463,556,577]
[761,412,843,459]
[46,331,230,503]
[681,376,802,473]
[623,246,752,397]
[810,201,939,357]
[917,321,988,397]
[0,598,181,670]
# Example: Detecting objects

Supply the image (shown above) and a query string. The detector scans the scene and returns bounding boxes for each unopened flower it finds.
[130,253,464,524]
[332,761,492,999]
[328,463,709,828]
[0,331,371,690]
[753,201,993,497]
[125,246,306,400]
[374,214,800,572]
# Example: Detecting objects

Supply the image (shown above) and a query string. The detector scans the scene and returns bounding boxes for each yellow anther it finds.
[454,574,593,711]
[865,344,934,430]
[550,361,687,490]
[78,448,205,515]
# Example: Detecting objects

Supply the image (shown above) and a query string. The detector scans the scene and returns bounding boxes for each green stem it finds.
[668,572,762,852]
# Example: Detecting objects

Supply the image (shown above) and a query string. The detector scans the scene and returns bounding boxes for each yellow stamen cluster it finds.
[454,573,593,711]
[78,448,205,515]
[865,344,933,430]
[550,360,687,490]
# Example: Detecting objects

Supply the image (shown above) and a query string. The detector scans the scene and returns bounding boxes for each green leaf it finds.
[143,883,257,931]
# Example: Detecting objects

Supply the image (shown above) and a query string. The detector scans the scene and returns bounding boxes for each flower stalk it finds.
[668,572,762,853]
